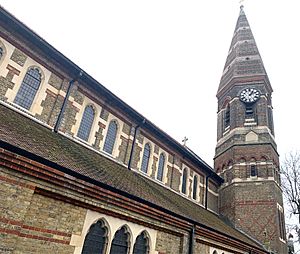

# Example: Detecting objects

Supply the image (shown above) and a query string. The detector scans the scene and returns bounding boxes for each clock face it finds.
[240,88,260,103]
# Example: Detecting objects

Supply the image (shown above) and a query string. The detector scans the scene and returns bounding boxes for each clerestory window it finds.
[14,67,41,110]
[103,121,118,154]
[141,143,151,173]
[77,105,95,141]
[157,153,165,181]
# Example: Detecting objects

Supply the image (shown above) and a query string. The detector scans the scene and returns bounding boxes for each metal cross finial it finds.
[182,136,188,147]
[239,0,245,9]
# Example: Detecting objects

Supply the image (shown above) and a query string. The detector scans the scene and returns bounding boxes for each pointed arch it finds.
[192,175,198,200]
[109,225,131,254]
[77,105,95,141]
[133,230,150,254]
[181,168,188,194]
[156,153,165,181]
[82,219,109,254]
[14,67,42,110]
[141,143,151,173]
[103,120,118,154]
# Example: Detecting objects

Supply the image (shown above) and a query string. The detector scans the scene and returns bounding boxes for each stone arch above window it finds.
[192,175,198,200]
[221,96,231,109]
[212,250,218,254]
[82,219,109,254]
[14,67,42,110]
[77,105,95,141]
[103,120,118,154]
[133,230,150,254]
[260,156,268,162]
[181,168,188,194]
[141,143,151,173]
[156,153,165,181]
[109,225,131,254]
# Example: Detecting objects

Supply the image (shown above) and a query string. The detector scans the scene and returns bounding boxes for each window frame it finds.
[82,219,109,254]
[77,105,96,142]
[141,143,151,173]
[181,168,188,194]
[103,120,118,155]
[14,67,42,110]
[192,175,198,200]
[156,153,165,181]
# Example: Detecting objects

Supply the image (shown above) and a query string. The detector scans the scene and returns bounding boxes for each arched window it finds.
[192,175,198,200]
[0,47,3,60]
[213,251,218,254]
[103,121,118,154]
[82,220,108,254]
[181,168,188,194]
[109,226,130,254]
[133,231,149,254]
[77,105,95,141]
[141,143,151,173]
[224,104,230,128]
[14,67,41,110]
[250,165,257,177]
[157,153,165,181]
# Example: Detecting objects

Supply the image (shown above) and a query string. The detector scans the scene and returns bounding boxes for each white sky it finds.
[2,0,300,249]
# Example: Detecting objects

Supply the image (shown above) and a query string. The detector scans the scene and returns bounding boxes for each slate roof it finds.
[0,104,265,251]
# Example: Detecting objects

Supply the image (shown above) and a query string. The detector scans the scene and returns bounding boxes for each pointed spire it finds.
[217,6,272,95]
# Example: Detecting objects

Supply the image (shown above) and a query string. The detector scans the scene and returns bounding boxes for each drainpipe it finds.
[169,155,175,188]
[127,119,146,170]
[54,70,83,133]
[188,224,195,254]
[205,175,210,210]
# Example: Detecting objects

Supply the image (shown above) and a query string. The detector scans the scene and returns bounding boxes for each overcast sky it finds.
[2,0,299,166]
[2,0,300,249]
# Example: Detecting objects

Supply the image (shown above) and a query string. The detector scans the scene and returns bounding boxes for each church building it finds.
[0,5,286,254]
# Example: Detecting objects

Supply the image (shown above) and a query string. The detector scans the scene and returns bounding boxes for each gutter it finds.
[128,119,146,170]
[189,224,195,254]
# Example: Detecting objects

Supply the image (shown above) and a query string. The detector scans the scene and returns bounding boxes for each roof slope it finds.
[0,104,264,250]
[218,6,271,94]
[0,6,222,181]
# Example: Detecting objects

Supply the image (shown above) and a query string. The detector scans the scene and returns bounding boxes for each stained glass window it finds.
[141,143,151,173]
[82,220,108,254]
[133,231,149,254]
[14,68,41,110]
[0,47,3,60]
[103,121,118,154]
[77,105,95,141]
[192,175,198,200]
[109,226,130,254]
[182,168,188,194]
[157,153,165,181]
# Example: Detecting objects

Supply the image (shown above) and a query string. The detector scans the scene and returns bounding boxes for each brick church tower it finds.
[214,6,287,253]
